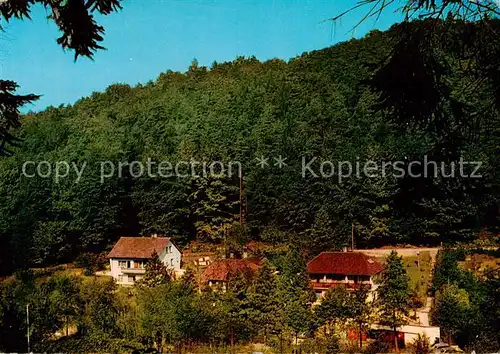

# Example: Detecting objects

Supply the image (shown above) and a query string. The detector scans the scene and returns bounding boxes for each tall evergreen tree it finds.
[350,287,372,349]
[189,176,240,243]
[0,81,39,156]
[377,250,411,352]
[249,259,284,346]
[136,252,172,289]
[278,248,317,346]
[214,271,253,351]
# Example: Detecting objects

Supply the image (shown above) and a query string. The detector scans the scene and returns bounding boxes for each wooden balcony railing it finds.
[311,282,371,290]
[120,267,146,274]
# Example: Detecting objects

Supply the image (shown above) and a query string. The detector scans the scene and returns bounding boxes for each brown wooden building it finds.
[306,251,384,300]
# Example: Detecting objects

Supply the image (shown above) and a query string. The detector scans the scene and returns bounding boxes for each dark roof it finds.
[202,258,260,282]
[107,237,170,259]
[307,252,384,276]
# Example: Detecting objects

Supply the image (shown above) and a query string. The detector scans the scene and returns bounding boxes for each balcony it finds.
[311,282,371,290]
[120,267,146,274]
[347,283,372,290]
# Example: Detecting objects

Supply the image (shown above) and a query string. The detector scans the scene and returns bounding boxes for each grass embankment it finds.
[403,251,432,299]
[403,251,432,303]
[375,251,432,300]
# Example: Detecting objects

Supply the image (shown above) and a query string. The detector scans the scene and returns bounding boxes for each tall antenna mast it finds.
[26,303,30,353]
[351,223,355,251]
[239,171,243,225]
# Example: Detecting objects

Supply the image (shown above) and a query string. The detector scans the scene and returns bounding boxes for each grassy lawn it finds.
[403,251,432,299]
[1,264,111,286]
[27,265,111,286]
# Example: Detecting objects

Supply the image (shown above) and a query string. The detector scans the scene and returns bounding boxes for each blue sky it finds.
[1,0,402,112]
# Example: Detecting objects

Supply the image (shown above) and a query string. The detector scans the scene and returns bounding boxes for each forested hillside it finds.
[1,19,499,272]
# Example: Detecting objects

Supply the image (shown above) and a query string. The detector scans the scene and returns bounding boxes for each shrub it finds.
[74,253,107,275]
[324,335,340,354]
[409,333,431,354]
[365,333,391,354]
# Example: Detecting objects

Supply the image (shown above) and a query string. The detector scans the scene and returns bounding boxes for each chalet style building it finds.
[307,251,441,346]
[107,236,181,285]
[306,251,385,300]
[202,258,260,291]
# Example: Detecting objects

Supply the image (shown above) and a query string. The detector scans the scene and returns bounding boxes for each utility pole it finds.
[239,172,243,225]
[26,303,30,353]
[351,223,355,251]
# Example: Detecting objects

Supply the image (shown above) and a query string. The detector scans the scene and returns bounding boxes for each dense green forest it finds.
[1,19,499,272]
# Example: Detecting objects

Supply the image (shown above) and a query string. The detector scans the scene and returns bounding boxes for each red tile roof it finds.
[307,252,384,276]
[107,237,170,259]
[202,258,260,282]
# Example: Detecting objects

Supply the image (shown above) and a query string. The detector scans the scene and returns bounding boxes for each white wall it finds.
[110,258,119,279]
[400,325,440,345]
[109,258,144,285]
[159,240,181,271]
[371,324,441,345]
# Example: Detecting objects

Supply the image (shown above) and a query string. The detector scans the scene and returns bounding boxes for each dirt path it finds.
[354,247,440,264]
[416,297,433,326]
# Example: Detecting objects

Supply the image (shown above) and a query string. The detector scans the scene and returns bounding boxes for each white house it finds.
[107,236,181,285]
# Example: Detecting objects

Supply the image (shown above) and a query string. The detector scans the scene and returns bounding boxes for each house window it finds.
[134,261,145,269]
[119,260,131,268]
[169,246,172,253]
[129,275,136,283]
[170,259,173,266]
[118,275,123,282]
